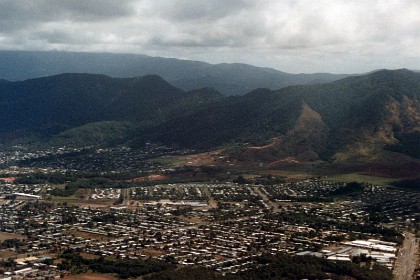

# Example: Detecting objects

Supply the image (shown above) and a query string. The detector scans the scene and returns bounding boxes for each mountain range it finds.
[0,68,419,176]
[150,70,420,167]
[0,73,222,146]
[0,51,349,96]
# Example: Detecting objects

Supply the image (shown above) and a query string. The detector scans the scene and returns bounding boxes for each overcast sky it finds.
[1,0,419,73]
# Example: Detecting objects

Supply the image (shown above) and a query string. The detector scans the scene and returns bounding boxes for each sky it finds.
[0,0,419,74]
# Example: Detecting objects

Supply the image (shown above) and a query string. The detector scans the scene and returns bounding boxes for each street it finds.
[394,232,419,280]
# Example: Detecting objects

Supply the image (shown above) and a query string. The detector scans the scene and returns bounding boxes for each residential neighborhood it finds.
[0,170,417,279]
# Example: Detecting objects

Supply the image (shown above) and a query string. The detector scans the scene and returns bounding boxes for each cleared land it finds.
[51,198,117,209]
[153,151,220,167]
[141,248,165,256]
[129,174,169,182]
[0,232,26,241]
[69,230,115,241]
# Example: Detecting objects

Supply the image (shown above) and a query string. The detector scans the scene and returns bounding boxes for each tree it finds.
[115,194,124,205]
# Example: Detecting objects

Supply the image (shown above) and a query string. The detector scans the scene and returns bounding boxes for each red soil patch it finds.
[0,177,16,183]
[129,174,169,182]
[181,151,220,166]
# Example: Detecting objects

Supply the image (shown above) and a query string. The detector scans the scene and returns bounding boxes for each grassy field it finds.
[323,173,398,185]
[0,232,26,241]
[49,196,117,209]
[152,151,220,167]
[150,155,183,165]
[69,230,115,242]
[259,170,313,180]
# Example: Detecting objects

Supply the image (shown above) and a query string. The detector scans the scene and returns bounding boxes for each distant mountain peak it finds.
[0,50,350,95]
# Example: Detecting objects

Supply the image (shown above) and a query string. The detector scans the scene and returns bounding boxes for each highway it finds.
[253,186,281,213]
[394,232,419,280]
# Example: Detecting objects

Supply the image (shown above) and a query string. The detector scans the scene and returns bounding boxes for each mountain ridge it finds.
[0,69,418,176]
[148,69,420,165]
[0,73,222,141]
[0,50,350,95]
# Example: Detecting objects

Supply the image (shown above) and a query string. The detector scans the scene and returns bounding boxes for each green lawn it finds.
[150,156,184,165]
[324,173,397,185]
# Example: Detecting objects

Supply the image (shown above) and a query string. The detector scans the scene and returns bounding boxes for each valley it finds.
[1,0,419,278]
[0,68,418,279]
[0,143,418,279]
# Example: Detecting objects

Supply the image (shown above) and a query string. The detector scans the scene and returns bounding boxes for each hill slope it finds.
[0,69,418,173]
[148,69,420,167]
[0,73,222,145]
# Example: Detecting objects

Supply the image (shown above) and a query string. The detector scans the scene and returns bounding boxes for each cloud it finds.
[0,0,420,73]
[142,0,258,22]
[0,0,135,32]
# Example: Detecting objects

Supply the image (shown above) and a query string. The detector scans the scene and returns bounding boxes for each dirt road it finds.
[394,232,419,280]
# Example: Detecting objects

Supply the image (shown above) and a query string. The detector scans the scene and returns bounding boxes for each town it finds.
[0,146,418,279]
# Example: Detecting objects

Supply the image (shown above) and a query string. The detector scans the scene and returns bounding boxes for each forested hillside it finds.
[0,69,418,169]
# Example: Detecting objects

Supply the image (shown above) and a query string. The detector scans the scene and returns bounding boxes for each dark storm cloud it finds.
[0,0,420,73]
[0,0,135,32]
[147,0,258,22]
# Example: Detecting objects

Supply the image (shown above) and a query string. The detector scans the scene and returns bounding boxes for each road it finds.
[394,232,419,280]
[122,188,131,206]
[253,186,281,213]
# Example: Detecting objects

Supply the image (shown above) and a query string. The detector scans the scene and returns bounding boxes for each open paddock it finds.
[141,248,165,256]
[0,249,19,259]
[53,198,117,209]
[0,232,26,241]
[69,230,116,242]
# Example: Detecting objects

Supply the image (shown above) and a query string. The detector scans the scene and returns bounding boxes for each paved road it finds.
[253,186,281,213]
[394,232,419,280]
[123,188,131,206]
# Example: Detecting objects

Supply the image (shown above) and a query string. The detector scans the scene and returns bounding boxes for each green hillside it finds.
[0,73,222,146]
[146,69,420,164]
[50,121,135,147]
[0,69,418,169]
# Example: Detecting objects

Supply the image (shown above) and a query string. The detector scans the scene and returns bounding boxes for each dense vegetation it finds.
[49,184,78,197]
[0,239,25,249]
[145,254,392,280]
[149,69,420,159]
[0,73,222,146]
[147,88,301,148]
[330,182,364,195]
[56,250,393,280]
[0,69,419,168]
[391,178,420,190]
[59,250,172,279]
[385,132,420,159]
[265,212,403,244]
[50,121,135,147]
